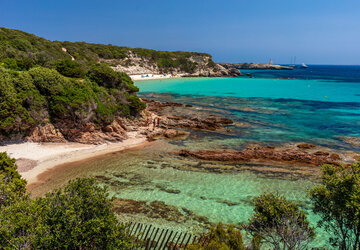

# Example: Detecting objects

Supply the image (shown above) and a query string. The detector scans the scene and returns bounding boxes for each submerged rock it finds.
[297,143,316,149]
[338,136,360,148]
[164,129,189,138]
[177,146,346,167]
[160,188,181,194]
[112,198,210,225]
[216,199,240,206]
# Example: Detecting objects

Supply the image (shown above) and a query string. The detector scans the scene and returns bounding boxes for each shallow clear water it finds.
[31,140,324,245]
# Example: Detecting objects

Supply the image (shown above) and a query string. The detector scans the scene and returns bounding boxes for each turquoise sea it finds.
[137,73,360,150]
[32,66,360,248]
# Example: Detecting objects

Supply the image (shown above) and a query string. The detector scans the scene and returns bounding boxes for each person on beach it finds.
[153,119,156,130]
[157,117,161,128]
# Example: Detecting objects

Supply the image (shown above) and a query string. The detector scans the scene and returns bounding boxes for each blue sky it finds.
[1,0,359,64]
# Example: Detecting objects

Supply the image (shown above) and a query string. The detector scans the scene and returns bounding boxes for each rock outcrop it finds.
[178,145,343,166]
[26,123,66,143]
[25,109,153,145]
[142,98,234,132]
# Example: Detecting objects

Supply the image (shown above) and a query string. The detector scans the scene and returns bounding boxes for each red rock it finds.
[83,123,95,132]
[297,143,316,149]
[26,124,66,143]
[164,129,189,138]
[178,146,342,166]
[104,125,113,133]
[330,153,341,160]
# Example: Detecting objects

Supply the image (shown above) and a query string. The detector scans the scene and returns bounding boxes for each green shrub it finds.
[246,193,315,249]
[33,178,136,249]
[87,63,120,89]
[309,161,360,249]
[0,152,27,207]
[1,58,34,71]
[28,67,65,96]
[53,59,86,78]
[126,95,146,115]
[1,58,19,70]
[0,71,37,134]
[187,223,246,250]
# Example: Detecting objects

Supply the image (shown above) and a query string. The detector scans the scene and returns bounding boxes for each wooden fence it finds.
[125,222,209,249]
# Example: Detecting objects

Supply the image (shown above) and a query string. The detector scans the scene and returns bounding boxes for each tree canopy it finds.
[309,161,360,249]
[246,193,315,250]
[0,152,27,207]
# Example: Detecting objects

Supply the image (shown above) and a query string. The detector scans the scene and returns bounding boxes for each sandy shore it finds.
[130,74,183,81]
[0,132,149,185]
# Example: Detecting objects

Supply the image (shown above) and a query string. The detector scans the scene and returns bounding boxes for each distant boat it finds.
[289,56,296,67]
[301,63,308,68]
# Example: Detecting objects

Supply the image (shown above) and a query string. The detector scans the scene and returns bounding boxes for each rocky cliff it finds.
[107,52,241,77]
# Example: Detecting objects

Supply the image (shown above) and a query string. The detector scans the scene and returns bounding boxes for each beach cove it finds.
[20,70,360,247]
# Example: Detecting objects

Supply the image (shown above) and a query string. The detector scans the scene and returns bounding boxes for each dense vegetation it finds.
[0,27,152,140]
[0,153,136,248]
[0,27,213,74]
[0,64,144,139]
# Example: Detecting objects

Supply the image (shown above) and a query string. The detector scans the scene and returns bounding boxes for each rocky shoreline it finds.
[219,63,293,70]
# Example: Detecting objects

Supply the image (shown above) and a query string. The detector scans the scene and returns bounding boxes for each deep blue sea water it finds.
[241,64,360,82]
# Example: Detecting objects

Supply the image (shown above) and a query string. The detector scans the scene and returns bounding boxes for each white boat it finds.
[301,63,308,68]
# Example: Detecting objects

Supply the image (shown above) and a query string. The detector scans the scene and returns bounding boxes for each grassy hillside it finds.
[0,27,213,73]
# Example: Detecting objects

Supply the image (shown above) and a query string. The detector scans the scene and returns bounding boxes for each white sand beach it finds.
[130,74,183,81]
[0,132,149,185]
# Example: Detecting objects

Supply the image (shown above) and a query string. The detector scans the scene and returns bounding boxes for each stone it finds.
[216,199,239,206]
[297,143,316,149]
[26,123,66,143]
[164,129,189,138]
[104,125,113,133]
[160,188,181,194]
